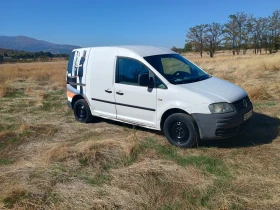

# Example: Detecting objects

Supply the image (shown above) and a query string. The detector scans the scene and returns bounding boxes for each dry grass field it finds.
[0,53,279,210]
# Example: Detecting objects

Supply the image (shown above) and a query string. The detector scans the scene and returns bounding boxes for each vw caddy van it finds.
[66,46,253,148]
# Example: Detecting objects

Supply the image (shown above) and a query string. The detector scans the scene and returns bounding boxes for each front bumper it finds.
[192,98,253,140]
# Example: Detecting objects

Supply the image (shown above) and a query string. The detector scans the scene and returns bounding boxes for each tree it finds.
[268,10,280,53]
[204,23,224,57]
[45,52,54,58]
[0,55,3,64]
[224,15,239,55]
[171,46,184,53]
[225,12,248,55]
[186,24,208,57]
[242,14,254,54]
[171,46,177,51]
[251,17,266,54]
[184,42,193,52]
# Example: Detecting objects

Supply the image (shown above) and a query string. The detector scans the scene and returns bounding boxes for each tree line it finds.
[173,10,280,57]
[0,49,69,63]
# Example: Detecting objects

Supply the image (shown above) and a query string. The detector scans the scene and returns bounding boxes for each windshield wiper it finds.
[173,75,211,84]
[173,79,194,84]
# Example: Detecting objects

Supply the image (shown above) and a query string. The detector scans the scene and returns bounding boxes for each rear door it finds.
[114,57,157,128]
[66,51,78,89]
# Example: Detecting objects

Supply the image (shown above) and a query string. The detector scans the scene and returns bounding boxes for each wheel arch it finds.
[160,108,189,130]
[71,95,84,109]
[160,108,200,134]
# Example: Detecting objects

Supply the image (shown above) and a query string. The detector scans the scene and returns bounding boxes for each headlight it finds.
[208,103,233,113]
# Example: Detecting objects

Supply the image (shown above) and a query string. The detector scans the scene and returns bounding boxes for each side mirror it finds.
[138,73,149,86]
[138,73,154,88]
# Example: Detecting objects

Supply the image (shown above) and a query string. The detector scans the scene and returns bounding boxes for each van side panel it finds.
[87,47,117,119]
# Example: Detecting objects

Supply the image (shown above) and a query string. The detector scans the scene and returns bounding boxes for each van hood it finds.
[177,76,247,103]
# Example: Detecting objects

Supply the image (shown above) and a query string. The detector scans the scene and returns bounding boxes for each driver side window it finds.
[116,57,149,86]
[161,57,191,75]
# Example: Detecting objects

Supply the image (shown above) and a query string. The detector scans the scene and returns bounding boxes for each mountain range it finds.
[0,36,80,54]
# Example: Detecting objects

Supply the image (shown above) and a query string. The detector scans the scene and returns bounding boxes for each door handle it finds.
[116,91,124,95]
[105,89,112,93]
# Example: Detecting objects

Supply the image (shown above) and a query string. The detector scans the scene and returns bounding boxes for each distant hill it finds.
[0,36,80,54]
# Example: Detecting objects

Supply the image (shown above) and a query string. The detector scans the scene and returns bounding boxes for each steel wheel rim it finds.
[77,104,86,121]
[169,121,189,143]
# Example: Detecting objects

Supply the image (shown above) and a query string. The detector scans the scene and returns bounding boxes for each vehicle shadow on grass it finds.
[92,112,279,149]
[197,112,280,148]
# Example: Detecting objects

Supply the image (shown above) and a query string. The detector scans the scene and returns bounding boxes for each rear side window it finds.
[116,57,149,86]
[67,51,75,77]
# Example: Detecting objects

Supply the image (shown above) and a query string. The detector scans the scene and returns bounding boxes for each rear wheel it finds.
[163,113,197,148]
[73,99,93,123]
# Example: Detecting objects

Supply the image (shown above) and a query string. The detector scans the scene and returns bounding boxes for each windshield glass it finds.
[144,54,211,84]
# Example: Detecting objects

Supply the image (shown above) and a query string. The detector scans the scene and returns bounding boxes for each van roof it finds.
[118,45,176,57]
[75,46,176,57]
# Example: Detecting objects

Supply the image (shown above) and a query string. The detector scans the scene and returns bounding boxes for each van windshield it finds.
[144,54,211,84]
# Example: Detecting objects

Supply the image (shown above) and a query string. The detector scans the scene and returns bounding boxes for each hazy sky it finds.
[1,0,279,48]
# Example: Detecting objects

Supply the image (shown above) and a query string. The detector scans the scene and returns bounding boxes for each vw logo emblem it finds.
[243,99,248,107]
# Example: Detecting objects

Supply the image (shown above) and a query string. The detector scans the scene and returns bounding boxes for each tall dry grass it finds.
[0,62,66,98]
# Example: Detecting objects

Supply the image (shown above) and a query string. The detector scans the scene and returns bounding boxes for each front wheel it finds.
[163,113,197,148]
[73,99,93,123]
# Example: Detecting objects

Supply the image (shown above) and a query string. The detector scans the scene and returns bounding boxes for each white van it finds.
[66,46,253,148]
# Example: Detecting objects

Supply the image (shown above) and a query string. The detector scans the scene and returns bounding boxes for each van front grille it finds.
[232,96,252,111]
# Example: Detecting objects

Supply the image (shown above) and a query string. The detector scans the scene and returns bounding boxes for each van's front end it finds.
[174,75,254,140]
[193,96,253,140]
[144,53,253,145]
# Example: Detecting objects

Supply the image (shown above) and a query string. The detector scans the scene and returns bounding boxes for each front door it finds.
[114,57,157,128]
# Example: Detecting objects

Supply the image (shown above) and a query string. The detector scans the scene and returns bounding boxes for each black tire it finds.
[163,113,197,148]
[73,99,93,123]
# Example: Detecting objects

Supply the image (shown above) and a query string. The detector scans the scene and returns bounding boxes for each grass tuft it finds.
[82,173,112,186]
[0,158,15,165]
[3,189,29,208]
[142,138,231,177]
